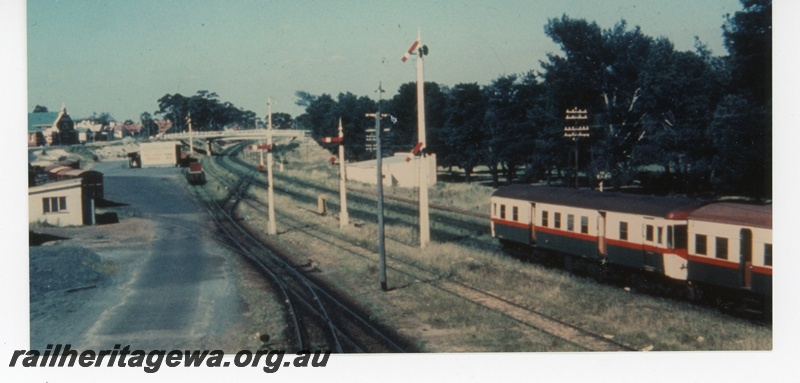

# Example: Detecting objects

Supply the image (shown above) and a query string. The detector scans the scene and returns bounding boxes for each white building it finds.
[346,153,437,188]
[138,142,179,167]
[29,178,94,227]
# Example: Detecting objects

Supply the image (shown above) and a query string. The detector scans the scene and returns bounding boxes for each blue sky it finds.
[25,0,744,121]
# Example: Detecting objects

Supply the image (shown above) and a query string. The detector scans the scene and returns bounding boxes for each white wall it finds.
[29,179,84,227]
[139,142,178,167]
[347,153,436,188]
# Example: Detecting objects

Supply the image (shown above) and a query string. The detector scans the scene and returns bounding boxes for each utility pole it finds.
[564,108,589,188]
[403,29,431,248]
[266,98,277,235]
[367,83,389,291]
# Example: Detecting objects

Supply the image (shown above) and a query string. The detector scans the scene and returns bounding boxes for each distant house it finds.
[27,105,79,146]
[155,119,174,136]
[75,120,103,143]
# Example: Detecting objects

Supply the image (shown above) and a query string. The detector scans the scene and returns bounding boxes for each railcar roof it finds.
[688,202,772,229]
[492,184,705,219]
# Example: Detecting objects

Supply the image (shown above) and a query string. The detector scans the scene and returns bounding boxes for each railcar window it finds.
[567,214,574,231]
[646,225,654,242]
[59,197,67,211]
[500,205,506,219]
[765,244,772,266]
[512,206,519,222]
[657,227,663,244]
[42,198,50,213]
[542,211,549,227]
[554,213,561,229]
[674,225,688,249]
[620,222,628,241]
[493,203,496,217]
[580,216,588,234]
[695,234,707,255]
[715,237,728,259]
[667,227,673,248]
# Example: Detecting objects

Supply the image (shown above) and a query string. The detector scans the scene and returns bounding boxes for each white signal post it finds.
[257,118,264,172]
[266,98,277,235]
[337,118,348,228]
[187,113,194,156]
[404,29,430,249]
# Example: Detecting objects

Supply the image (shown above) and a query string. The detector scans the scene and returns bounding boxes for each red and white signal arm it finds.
[406,142,424,162]
[321,137,343,144]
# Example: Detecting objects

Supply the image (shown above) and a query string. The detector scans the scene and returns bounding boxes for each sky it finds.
[24,0,745,122]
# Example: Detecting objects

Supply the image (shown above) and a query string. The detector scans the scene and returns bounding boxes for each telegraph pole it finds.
[266,98,277,235]
[367,83,389,291]
[564,108,589,188]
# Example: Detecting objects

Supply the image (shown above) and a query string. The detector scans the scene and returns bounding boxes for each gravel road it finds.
[30,161,259,352]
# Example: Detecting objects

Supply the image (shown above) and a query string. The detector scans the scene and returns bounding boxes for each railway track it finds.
[190,155,411,353]
[206,143,638,352]
[227,148,489,245]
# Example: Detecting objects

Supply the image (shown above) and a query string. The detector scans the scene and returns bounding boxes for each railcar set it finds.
[490,185,772,309]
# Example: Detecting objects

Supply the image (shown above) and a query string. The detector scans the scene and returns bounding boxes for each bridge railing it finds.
[160,129,310,141]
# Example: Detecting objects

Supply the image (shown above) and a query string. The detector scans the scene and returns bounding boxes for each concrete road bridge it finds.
[160,129,309,141]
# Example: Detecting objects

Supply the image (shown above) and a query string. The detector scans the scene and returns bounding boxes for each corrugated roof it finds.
[688,202,772,229]
[28,112,58,132]
[29,178,82,194]
[492,184,705,219]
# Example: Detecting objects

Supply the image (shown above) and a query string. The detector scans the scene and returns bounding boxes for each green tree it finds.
[388,81,447,155]
[442,83,487,183]
[140,112,157,138]
[709,0,771,199]
[633,38,725,194]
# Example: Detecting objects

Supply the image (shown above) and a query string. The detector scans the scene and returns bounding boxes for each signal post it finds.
[321,119,348,229]
[266,98,276,235]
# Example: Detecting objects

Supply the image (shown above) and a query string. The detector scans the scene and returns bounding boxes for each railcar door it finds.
[642,220,659,271]
[597,212,606,256]
[740,229,753,289]
[530,203,537,243]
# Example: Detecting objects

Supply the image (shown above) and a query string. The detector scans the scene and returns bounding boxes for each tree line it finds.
[297,0,771,199]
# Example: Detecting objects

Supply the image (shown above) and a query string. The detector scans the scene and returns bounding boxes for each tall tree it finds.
[442,83,487,183]
[140,112,157,138]
[634,38,725,194]
[388,81,447,155]
[541,16,654,187]
[709,0,772,199]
